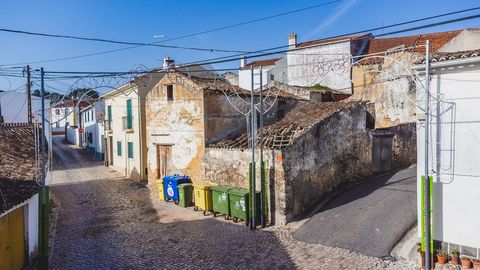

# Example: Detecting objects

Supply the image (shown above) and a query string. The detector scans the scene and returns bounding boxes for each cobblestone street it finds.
[48,136,414,269]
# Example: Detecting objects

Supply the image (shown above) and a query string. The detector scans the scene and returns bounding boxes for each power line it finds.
[0,28,252,54]
[0,0,342,66]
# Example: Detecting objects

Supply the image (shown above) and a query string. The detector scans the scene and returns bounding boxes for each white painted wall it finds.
[80,101,105,158]
[66,126,79,145]
[51,106,75,132]
[26,194,38,256]
[287,41,352,93]
[416,60,480,249]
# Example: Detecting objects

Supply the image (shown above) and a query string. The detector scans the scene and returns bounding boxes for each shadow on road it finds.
[293,166,417,258]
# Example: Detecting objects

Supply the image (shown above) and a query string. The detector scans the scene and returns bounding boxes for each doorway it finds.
[372,135,393,172]
[156,145,172,179]
[108,137,114,166]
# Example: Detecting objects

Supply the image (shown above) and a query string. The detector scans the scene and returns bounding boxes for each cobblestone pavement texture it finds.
[48,136,414,269]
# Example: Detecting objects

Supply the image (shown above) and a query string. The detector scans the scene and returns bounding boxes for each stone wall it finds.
[202,148,288,224]
[281,102,373,220]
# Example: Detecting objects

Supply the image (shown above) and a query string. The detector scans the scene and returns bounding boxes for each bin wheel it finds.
[224,215,230,220]
[213,212,218,217]
[245,220,250,227]
[194,206,198,211]
[174,200,179,205]
[233,217,238,223]
[203,210,207,216]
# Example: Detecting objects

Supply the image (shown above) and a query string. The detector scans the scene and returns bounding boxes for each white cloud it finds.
[305,0,361,39]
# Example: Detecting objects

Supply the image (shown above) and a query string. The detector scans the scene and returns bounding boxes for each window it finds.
[128,142,134,159]
[55,122,60,128]
[65,108,69,114]
[91,110,94,122]
[117,141,122,156]
[126,99,133,129]
[107,105,112,120]
[270,74,274,81]
[166,85,173,101]
[55,109,60,115]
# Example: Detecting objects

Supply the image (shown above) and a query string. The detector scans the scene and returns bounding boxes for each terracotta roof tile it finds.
[52,99,93,108]
[415,49,480,64]
[209,100,363,149]
[0,125,38,181]
[297,34,371,48]
[0,178,37,216]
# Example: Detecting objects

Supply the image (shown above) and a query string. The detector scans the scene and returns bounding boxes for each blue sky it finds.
[0,0,479,92]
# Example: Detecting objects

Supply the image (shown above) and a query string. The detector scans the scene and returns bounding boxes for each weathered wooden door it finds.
[0,207,25,270]
[372,136,393,172]
[108,137,114,166]
[156,145,172,179]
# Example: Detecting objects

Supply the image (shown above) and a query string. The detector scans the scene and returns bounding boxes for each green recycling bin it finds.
[228,188,260,226]
[211,185,234,219]
[178,183,193,208]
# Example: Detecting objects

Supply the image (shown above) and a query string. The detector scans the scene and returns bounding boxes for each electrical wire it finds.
[0,0,342,67]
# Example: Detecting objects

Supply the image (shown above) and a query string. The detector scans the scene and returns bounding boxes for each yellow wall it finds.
[0,207,25,270]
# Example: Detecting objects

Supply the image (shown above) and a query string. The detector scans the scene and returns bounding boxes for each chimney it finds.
[288,32,297,50]
[240,56,247,68]
[163,56,175,69]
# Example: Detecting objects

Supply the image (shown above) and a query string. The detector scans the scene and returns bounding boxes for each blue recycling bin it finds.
[163,174,190,203]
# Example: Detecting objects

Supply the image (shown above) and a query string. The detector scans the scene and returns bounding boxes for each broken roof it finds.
[208,100,362,150]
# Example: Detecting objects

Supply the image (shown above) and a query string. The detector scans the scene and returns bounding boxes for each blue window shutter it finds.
[126,99,132,129]
[117,141,122,156]
[128,142,133,159]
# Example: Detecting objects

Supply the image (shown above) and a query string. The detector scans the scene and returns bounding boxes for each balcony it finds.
[122,115,133,131]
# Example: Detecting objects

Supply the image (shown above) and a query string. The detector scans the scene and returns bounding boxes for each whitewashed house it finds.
[414,50,480,257]
[80,100,105,160]
[238,57,286,90]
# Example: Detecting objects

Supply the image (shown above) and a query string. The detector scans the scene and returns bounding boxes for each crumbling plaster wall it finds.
[281,103,373,220]
[352,52,420,128]
[145,77,206,185]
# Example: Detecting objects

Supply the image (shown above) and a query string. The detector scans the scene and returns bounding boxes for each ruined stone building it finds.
[144,72,302,187]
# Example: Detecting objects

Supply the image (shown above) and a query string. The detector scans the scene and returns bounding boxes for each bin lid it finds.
[193,183,212,189]
[163,175,190,183]
[228,188,249,196]
[211,185,234,193]
[178,183,193,187]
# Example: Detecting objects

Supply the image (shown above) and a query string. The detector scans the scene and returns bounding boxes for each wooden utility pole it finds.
[26,65,33,124]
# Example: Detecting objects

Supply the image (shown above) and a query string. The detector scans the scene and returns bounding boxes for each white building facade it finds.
[80,100,105,160]
[414,51,480,256]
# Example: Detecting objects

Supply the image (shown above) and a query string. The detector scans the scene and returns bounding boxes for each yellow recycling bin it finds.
[155,180,166,201]
[193,182,215,215]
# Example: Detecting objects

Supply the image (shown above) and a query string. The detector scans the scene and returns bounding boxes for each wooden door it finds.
[0,207,25,270]
[372,136,393,172]
[156,145,172,179]
[108,137,114,166]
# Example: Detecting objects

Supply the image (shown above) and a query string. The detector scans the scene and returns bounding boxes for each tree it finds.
[67,88,99,99]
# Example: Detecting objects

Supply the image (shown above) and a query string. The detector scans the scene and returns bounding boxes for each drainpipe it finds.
[424,39,432,270]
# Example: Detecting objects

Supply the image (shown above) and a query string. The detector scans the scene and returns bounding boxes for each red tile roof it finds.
[366,29,463,55]
[297,34,371,48]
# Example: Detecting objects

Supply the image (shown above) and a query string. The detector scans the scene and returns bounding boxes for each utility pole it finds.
[26,65,33,124]
[424,40,432,270]
[40,67,48,269]
[259,66,266,228]
[250,66,256,230]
